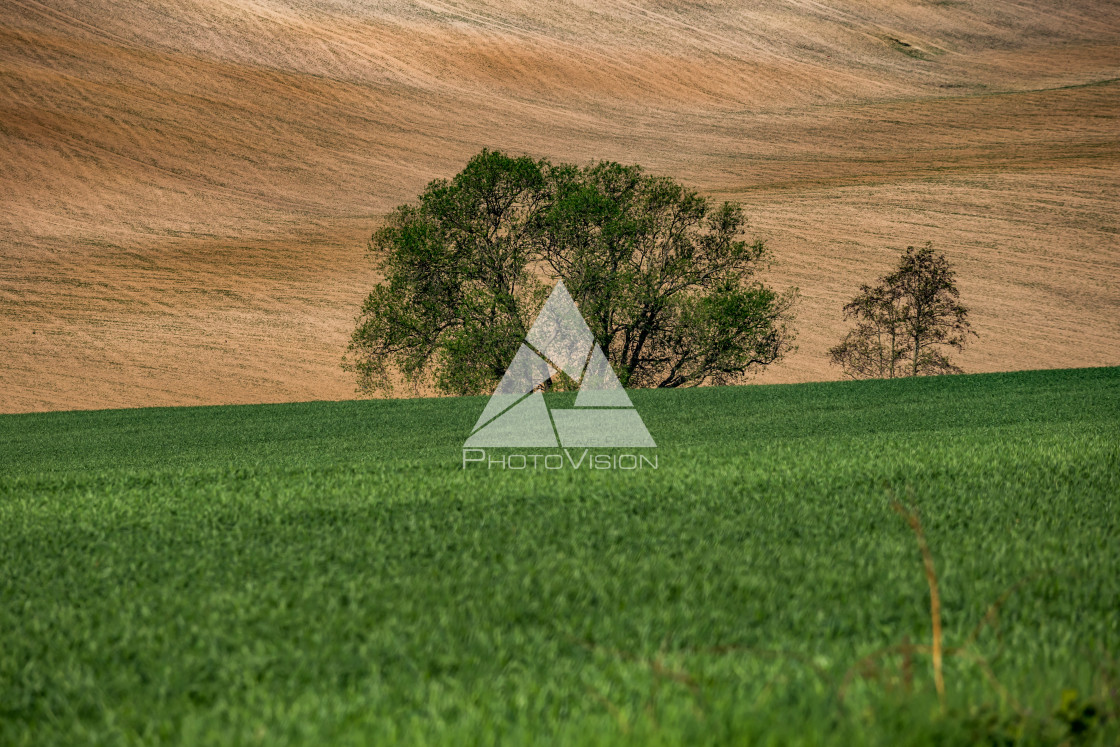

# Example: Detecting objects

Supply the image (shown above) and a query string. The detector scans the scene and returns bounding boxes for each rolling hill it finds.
[1,367,1118,743]
[2,0,1118,412]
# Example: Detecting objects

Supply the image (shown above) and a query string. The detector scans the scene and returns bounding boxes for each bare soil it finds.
[2,0,1117,412]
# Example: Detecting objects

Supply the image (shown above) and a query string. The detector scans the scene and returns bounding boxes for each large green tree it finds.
[346,150,796,395]
[346,151,549,395]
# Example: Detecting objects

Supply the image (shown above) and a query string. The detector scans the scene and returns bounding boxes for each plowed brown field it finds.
[2,0,1118,412]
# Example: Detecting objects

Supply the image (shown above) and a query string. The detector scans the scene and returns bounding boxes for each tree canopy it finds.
[829,243,975,379]
[346,150,796,395]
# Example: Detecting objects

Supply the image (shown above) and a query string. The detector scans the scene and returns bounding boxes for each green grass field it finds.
[1,367,1117,745]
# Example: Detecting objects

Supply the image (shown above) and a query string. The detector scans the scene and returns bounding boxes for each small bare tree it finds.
[830,243,975,378]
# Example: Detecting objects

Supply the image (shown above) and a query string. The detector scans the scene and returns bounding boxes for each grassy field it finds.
[1,367,1117,745]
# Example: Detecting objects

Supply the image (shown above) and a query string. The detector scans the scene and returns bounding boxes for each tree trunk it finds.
[911,299,922,377]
